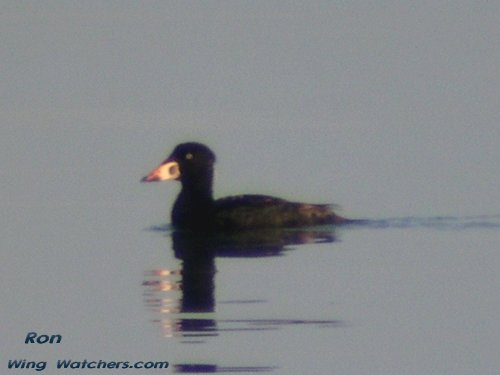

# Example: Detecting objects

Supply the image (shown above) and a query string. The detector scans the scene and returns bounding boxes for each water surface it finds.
[2,2,500,374]
[2,170,499,375]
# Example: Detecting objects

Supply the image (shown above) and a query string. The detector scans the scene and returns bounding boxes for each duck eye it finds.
[185,153,193,160]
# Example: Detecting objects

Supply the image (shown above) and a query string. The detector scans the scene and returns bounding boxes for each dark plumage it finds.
[142,142,348,230]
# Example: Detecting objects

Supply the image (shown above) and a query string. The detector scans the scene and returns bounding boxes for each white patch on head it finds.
[143,161,180,182]
[157,161,180,180]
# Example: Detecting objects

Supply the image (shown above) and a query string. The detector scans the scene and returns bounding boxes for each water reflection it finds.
[142,214,500,372]
[143,227,340,341]
[143,215,500,339]
[173,363,277,373]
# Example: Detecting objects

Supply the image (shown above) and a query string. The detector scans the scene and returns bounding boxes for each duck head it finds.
[141,142,216,189]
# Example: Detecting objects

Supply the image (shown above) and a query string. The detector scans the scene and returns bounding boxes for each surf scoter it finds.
[142,142,348,230]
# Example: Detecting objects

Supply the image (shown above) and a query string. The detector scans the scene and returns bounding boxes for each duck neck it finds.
[172,164,216,229]
[180,168,214,202]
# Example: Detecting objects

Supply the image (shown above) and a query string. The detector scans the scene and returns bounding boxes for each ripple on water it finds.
[357,214,500,230]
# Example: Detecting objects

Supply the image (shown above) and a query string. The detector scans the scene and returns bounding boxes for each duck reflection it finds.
[143,227,337,340]
[172,363,277,373]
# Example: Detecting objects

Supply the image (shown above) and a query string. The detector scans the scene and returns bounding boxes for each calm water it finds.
[2,190,499,374]
[3,2,500,374]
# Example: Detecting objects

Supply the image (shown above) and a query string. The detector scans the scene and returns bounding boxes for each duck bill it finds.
[141,160,180,182]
